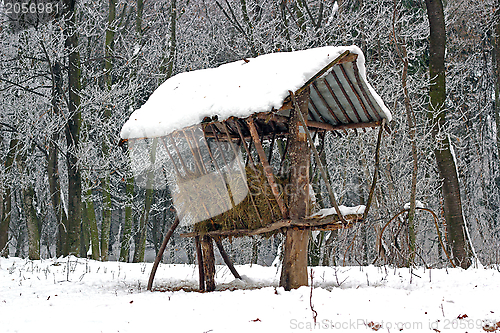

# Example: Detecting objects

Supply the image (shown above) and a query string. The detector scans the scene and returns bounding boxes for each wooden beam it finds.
[180,213,362,238]
[331,68,362,122]
[256,112,289,124]
[322,76,354,123]
[277,100,293,112]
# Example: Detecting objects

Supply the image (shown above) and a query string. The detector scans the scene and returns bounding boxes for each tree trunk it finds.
[133,138,158,263]
[63,0,82,256]
[159,0,177,81]
[119,177,134,262]
[104,0,117,89]
[100,0,118,262]
[0,137,17,257]
[23,186,40,260]
[280,88,310,290]
[100,177,112,261]
[86,188,100,260]
[16,140,40,260]
[119,0,142,262]
[47,60,68,257]
[392,0,418,264]
[49,142,67,257]
[277,0,292,52]
[0,186,11,257]
[425,0,472,269]
[495,1,500,183]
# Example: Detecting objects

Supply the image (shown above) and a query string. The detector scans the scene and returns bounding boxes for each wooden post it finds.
[280,88,311,290]
[291,90,347,225]
[200,235,216,291]
[194,236,205,291]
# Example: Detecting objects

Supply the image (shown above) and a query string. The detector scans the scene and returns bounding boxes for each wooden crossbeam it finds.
[180,214,362,238]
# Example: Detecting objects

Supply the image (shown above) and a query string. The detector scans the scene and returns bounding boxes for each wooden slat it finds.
[339,63,373,122]
[331,68,362,122]
[352,61,382,121]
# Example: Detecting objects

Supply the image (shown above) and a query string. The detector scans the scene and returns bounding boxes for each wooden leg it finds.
[200,235,216,291]
[194,236,205,291]
[214,237,241,280]
[280,228,309,291]
[147,216,180,291]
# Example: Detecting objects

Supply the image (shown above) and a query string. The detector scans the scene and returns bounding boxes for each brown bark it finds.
[280,88,310,290]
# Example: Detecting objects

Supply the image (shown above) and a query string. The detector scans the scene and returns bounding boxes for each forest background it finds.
[0,0,498,270]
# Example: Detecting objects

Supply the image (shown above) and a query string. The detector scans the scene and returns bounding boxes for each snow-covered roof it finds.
[120,45,391,140]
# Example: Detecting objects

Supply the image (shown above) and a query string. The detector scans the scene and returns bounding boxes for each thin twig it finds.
[309,269,317,325]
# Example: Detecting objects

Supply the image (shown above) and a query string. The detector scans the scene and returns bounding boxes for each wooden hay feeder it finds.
[120,46,392,291]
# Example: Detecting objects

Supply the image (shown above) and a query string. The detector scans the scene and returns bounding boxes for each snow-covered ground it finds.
[1,257,499,333]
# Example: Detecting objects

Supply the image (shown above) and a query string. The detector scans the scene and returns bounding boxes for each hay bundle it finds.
[193,165,288,235]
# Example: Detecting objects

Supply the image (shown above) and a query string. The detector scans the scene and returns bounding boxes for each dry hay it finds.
[193,165,287,236]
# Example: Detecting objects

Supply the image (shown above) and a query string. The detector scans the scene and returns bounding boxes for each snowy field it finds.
[1,257,499,333]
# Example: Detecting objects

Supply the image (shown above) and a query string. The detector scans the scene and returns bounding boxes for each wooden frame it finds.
[141,51,390,291]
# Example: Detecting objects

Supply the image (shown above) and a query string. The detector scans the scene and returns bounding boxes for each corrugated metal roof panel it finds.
[304,56,387,131]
